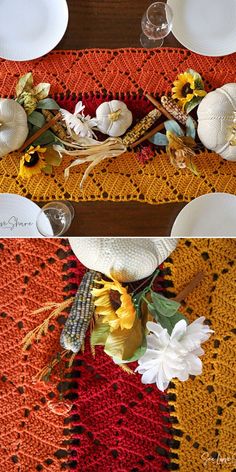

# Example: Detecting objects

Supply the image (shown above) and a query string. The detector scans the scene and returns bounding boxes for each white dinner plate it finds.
[171,193,236,237]
[0,0,69,61]
[167,0,236,56]
[0,194,53,237]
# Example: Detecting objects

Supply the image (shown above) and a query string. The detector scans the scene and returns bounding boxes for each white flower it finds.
[135,318,213,391]
[60,101,98,138]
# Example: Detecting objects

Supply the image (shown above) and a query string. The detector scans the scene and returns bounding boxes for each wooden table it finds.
[56,0,186,236]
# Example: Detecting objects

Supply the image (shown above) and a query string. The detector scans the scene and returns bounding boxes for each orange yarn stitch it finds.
[0,239,77,471]
[0,48,235,204]
[164,238,236,472]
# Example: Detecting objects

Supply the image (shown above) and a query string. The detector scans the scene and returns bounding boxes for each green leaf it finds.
[185,96,202,114]
[32,130,57,146]
[149,132,168,146]
[132,287,149,319]
[186,116,196,139]
[154,310,188,335]
[28,110,45,128]
[16,72,33,97]
[164,120,184,137]
[34,83,50,101]
[144,291,188,335]
[91,320,110,346]
[45,148,62,166]
[150,291,181,317]
[42,164,53,175]
[37,98,60,110]
[187,69,202,82]
[194,77,204,90]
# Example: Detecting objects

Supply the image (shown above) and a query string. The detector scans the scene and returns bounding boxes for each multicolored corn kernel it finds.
[60,270,101,353]
[122,108,161,146]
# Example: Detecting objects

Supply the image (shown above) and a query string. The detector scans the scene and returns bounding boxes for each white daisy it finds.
[60,101,98,138]
[136,318,213,391]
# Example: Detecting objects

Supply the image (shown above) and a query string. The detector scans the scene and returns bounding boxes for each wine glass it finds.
[36,201,75,237]
[140,2,173,48]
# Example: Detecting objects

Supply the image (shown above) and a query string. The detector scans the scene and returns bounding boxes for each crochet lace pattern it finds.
[0,49,235,204]
[0,239,85,471]
[67,258,172,472]
[164,239,236,471]
[0,239,172,471]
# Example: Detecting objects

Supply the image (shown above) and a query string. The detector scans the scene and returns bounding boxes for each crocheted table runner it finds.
[164,239,236,471]
[0,239,85,471]
[0,49,235,204]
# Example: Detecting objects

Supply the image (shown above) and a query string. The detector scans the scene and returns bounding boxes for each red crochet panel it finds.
[66,256,172,472]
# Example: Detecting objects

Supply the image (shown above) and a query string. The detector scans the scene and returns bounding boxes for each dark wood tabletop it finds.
[55,0,186,236]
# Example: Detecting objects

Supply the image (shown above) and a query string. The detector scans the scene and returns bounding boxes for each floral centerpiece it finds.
[0,68,213,186]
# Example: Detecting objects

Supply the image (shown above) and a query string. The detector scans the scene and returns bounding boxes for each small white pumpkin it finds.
[0,99,28,158]
[96,100,132,137]
[197,83,236,161]
[69,237,177,282]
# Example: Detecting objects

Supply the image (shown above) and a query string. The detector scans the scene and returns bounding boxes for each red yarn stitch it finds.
[68,255,171,472]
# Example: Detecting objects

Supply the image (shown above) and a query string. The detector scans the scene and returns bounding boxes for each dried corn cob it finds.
[42,109,68,140]
[161,96,197,127]
[122,108,161,146]
[60,270,101,353]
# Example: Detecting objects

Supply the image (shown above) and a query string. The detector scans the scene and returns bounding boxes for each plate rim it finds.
[0,0,69,61]
[167,0,236,56]
[0,193,43,237]
[170,192,236,237]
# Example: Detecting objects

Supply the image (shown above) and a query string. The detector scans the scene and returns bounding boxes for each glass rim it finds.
[146,2,173,25]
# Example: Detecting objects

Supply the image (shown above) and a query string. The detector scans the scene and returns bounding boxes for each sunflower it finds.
[18,145,47,179]
[91,278,136,331]
[172,71,206,110]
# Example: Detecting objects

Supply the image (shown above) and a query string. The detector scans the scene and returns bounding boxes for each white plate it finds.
[0,0,69,61]
[167,0,236,56]
[171,193,236,237]
[0,194,53,237]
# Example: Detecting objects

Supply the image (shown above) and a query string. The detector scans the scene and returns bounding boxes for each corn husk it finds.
[54,137,127,188]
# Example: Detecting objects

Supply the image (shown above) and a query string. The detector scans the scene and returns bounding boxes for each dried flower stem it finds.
[68,352,77,368]
[174,272,204,302]
[129,122,165,149]
[33,349,68,382]
[22,298,73,350]
[119,364,135,375]
[19,112,62,152]
[146,93,175,121]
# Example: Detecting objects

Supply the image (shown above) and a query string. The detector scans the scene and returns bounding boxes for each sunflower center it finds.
[181,82,193,97]
[24,152,39,167]
[109,289,121,310]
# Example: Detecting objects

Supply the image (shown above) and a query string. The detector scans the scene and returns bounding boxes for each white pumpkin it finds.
[96,100,132,137]
[69,237,177,282]
[0,99,28,157]
[197,83,236,161]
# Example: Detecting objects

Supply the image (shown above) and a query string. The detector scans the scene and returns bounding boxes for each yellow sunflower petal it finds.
[18,155,45,179]
[93,294,111,307]
[95,306,115,317]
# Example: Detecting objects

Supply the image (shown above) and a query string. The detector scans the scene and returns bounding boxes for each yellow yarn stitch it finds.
[164,239,236,472]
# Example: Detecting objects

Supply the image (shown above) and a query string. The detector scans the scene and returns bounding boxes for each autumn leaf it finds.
[16,72,34,97]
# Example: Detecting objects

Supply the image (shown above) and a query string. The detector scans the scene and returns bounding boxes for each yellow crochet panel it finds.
[0,149,235,204]
[164,239,236,472]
